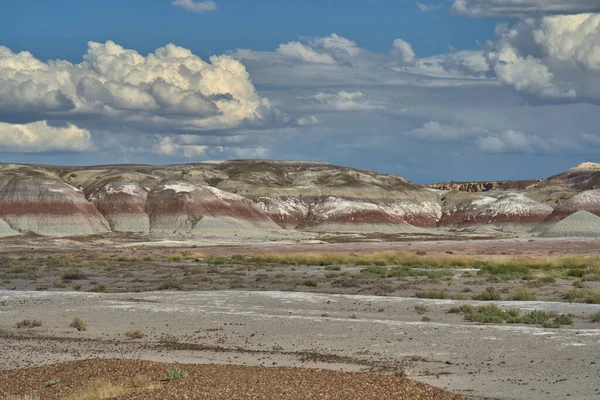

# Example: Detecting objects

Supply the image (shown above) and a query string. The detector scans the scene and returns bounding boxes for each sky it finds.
[1,0,600,183]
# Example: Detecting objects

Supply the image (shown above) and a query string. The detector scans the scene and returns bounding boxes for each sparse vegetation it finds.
[89,284,107,293]
[472,286,502,301]
[16,319,42,329]
[414,303,430,314]
[62,379,125,400]
[564,288,600,304]
[303,279,318,287]
[589,310,600,322]
[70,316,87,331]
[509,288,537,301]
[160,334,179,344]
[452,304,573,327]
[415,289,448,299]
[421,316,431,322]
[124,329,145,339]
[44,379,61,387]
[164,367,188,381]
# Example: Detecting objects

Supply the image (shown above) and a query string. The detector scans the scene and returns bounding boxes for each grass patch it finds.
[361,266,452,279]
[303,279,318,287]
[589,310,600,322]
[16,319,42,329]
[564,288,600,304]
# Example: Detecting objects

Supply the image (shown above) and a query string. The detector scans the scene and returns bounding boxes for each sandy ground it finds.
[1,290,599,400]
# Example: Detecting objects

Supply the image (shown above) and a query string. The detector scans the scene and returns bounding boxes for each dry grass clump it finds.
[124,329,145,339]
[62,379,126,400]
[6,395,39,400]
[70,316,87,331]
[564,288,600,304]
[16,319,42,329]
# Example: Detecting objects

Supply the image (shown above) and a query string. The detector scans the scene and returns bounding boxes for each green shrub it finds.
[164,368,188,381]
[421,316,431,322]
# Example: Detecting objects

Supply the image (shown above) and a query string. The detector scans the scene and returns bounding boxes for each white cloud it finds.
[391,39,416,64]
[153,136,207,157]
[152,135,269,159]
[487,14,600,103]
[408,121,489,141]
[452,0,600,17]
[0,41,280,131]
[296,115,321,126]
[475,129,571,154]
[172,0,217,14]
[0,121,94,152]
[277,41,336,64]
[416,2,442,12]
[311,91,384,111]
[310,34,361,57]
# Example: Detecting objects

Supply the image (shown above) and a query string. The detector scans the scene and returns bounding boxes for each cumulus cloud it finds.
[391,39,416,64]
[277,41,336,64]
[408,121,489,141]
[309,34,361,57]
[172,0,217,14]
[486,14,600,103]
[0,121,94,152]
[475,129,571,154]
[311,91,384,111]
[296,115,321,126]
[152,135,269,159]
[153,136,207,157]
[452,0,600,17]
[0,41,280,131]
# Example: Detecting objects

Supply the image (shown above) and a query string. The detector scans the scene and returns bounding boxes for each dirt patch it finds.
[0,358,465,400]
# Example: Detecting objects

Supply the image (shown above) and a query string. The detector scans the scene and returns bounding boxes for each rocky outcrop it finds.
[543,190,600,223]
[146,181,279,235]
[0,174,110,236]
[439,191,553,232]
[426,180,542,193]
[86,181,150,233]
[1,160,600,237]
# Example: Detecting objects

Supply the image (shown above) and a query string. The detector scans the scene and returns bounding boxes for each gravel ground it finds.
[1,290,599,399]
[0,358,466,400]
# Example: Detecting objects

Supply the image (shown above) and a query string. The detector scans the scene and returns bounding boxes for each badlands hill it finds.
[0,160,599,238]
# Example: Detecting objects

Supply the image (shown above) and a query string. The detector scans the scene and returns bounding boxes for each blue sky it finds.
[1,0,599,183]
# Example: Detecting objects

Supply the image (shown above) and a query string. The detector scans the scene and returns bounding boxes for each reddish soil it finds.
[0,359,465,400]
